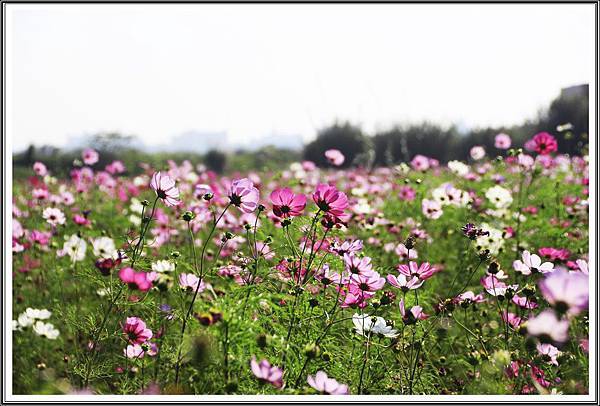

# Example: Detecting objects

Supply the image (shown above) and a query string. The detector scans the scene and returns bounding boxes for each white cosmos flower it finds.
[61,234,87,262]
[448,160,470,177]
[352,314,398,338]
[476,224,505,255]
[33,321,60,340]
[485,185,513,209]
[92,237,118,259]
[25,308,52,320]
[152,260,176,273]
[42,207,66,226]
[17,313,34,328]
[513,251,554,275]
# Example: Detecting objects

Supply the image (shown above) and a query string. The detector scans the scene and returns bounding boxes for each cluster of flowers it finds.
[13,308,60,339]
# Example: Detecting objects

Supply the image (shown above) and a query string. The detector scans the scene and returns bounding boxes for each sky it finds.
[6,4,596,152]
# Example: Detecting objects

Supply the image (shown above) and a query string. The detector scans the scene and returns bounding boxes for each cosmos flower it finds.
[178,273,205,292]
[344,254,374,276]
[150,172,181,207]
[229,178,260,213]
[32,321,60,339]
[422,199,443,219]
[269,188,306,218]
[119,267,153,292]
[397,261,436,281]
[82,148,99,165]
[250,357,283,388]
[324,149,345,166]
[528,132,558,155]
[470,146,486,160]
[513,250,554,275]
[92,237,118,259]
[485,185,513,209]
[386,273,423,292]
[399,299,428,324]
[538,269,588,315]
[537,343,560,366]
[410,155,430,171]
[42,207,66,226]
[312,184,349,218]
[352,314,398,338]
[527,310,569,344]
[495,133,512,149]
[122,317,153,344]
[59,234,87,262]
[307,371,349,395]
[33,162,48,176]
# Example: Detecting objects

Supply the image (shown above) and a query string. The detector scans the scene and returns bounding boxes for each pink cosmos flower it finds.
[538,269,588,315]
[455,291,486,305]
[339,284,373,308]
[495,133,512,149]
[512,294,538,309]
[344,254,374,276]
[33,162,48,176]
[324,149,345,166]
[179,273,205,292]
[513,250,554,275]
[330,239,363,257]
[397,261,436,281]
[528,132,558,155]
[501,311,523,329]
[537,343,560,366]
[527,309,569,344]
[150,172,181,207]
[422,199,443,219]
[480,275,518,297]
[105,160,126,175]
[119,267,152,292]
[398,186,416,201]
[350,272,386,293]
[312,184,349,218]
[122,317,153,344]
[399,298,428,324]
[395,243,418,261]
[229,178,260,213]
[42,207,66,226]
[82,148,99,165]
[250,357,283,388]
[73,214,91,226]
[32,188,49,200]
[307,371,349,395]
[538,247,570,262]
[269,188,306,218]
[386,273,423,292]
[410,155,430,171]
[314,264,343,286]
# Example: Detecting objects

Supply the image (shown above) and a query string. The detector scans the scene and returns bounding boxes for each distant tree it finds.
[303,122,368,168]
[204,150,227,173]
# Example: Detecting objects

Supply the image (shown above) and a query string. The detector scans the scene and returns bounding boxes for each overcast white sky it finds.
[7,4,596,152]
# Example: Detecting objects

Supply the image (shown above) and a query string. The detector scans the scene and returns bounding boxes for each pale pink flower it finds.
[229,178,260,213]
[179,273,205,292]
[324,149,345,166]
[527,310,569,344]
[495,133,512,149]
[42,207,66,226]
[33,162,48,176]
[307,371,349,394]
[470,146,486,160]
[513,250,554,275]
[150,171,181,207]
[250,357,283,388]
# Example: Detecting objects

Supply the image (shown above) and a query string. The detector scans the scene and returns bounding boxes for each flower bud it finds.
[182,211,195,222]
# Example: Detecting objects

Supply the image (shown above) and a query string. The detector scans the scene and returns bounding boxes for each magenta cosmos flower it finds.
[82,148,99,165]
[399,298,428,324]
[528,132,558,155]
[250,357,283,388]
[229,178,260,213]
[538,269,588,315]
[307,371,349,395]
[312,184,348,218]
[119,267,153,292]
[122,317,153,344]
[150,172,181,207]
[269,188,306,218]
[495,133,512,149]
[324,149,345,166]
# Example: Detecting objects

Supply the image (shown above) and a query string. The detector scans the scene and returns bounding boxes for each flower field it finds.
[11,132,590,396]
